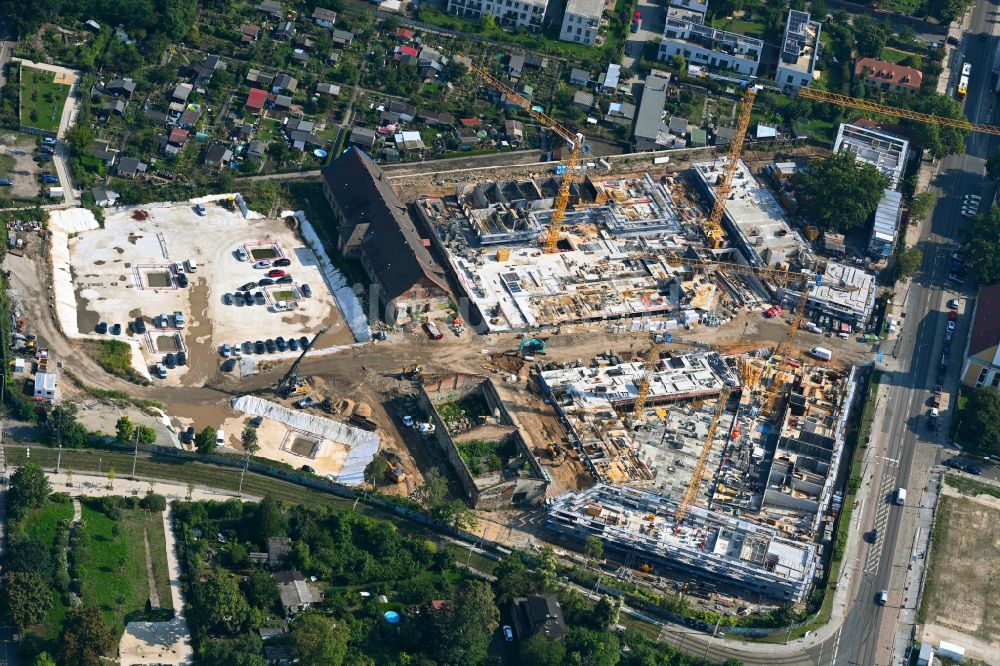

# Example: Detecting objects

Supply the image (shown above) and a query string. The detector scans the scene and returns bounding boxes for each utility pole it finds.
[55,443,62,474]
[238,451,250,498]
[131,427,140,480]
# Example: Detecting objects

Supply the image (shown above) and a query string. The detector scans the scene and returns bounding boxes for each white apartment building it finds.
[658,10,763,76]
[447,0,546,31]
[775,9,822,90]
[560,0,602,45]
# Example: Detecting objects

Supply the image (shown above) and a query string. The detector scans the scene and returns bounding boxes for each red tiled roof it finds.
[168,127,189,144]
[459,117,480,127]
[969,284,1000,357]
[854,57,923,90]
[246,87,268,110]
[396,27,414,39]
[398,45,419,57]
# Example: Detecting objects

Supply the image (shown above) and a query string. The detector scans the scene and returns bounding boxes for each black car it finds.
[243,341,253,355]
[964,463,983,475]
[276,336,287,351]
[255,340,266,354]
[936,370,946,385]
[300,465,315,473]
[240,281,258,292]
[265,339,277,353]
[255,292,266,305]
[276,275,293,284]
[133,317,146,333]
[301,284,312,298]
[250,416,263,427]
[234,292,245,306]
[944,458,964,470]
[274,258,291,267]
[242,291,253,305]
[181,426,195,443]
[289,338,300,352]
[177,351,187,366]
[96,322,108,334]
[177,274,189,288]
[111,323,121,335]
[221,358,237,372]
[165,353,177,369]
[223,293,234,305]
[258,278,275,287]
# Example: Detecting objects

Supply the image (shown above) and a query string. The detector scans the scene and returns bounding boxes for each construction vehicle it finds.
[403,364,423,380]
[548,442,564,463]
[276,326,329,397]
[472,65,587,253]
[385,464,405,484]
[517,338,547,356]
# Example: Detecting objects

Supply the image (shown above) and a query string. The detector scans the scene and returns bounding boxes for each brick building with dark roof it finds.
[320,147,450,324]
[511,594,567,643]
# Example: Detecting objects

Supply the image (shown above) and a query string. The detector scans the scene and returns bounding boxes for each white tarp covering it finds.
[285,209,371,342]
[231,395,379,485]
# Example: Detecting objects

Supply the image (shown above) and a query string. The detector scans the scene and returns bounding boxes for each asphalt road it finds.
[832,5,1000,665]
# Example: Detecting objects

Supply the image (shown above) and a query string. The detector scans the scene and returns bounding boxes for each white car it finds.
[216,429,225,446]
[402,415,414,427]
[961,208,977,218]
[502,625,514,642]
[418,422,436,433]
[253,260,271,269]
[946,320,956,333]
[965,194,982,203]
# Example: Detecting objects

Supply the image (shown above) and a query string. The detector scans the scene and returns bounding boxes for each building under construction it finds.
[547,484,819,603]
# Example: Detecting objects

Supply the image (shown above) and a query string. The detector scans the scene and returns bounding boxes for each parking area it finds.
[64,200,356,384]
[0,132,49,200]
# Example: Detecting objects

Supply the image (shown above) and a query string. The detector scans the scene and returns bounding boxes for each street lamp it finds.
[238,451,250,498]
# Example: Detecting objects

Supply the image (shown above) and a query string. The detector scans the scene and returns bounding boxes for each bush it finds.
[140,494,167,512]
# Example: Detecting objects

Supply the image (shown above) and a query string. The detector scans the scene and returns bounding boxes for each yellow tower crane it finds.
[471,65,586,252]
[632,343,661,420]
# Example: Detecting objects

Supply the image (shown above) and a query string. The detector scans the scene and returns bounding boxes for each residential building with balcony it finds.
[658,11,762,76]
[775,9,822,90]
[447,0,547,31]
[560,0,602,45]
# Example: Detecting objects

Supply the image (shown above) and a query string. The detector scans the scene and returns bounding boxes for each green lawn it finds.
[23,500,74,550]
[710,18,766,38]
[19,65,70,133]
[879,47,921,69]
[76,502,173,629]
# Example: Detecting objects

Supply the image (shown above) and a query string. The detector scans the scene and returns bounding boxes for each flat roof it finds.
[778,9,821,75]
[566,0,603,18]
[692,158,806,266]
[833,123,909,189]
[634,75,669,141]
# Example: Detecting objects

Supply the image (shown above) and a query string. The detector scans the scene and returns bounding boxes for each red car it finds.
[763,306,783,318]
[634,10,641,19]
[948,310,958,321]
[266,269,286,278]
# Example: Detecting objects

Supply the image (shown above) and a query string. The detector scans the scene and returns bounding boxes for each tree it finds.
[563,626,620,666]
[593,595,622,629]
[988,146,1000,180]
[852,16,887,57]
[364,455,388,487]
[115,416,135,443]
[584,535,604,562]
[2,571,52,631]
[794,151,889,233]
[907,94,968,159]
[670,54,687,76]
[195,426,218,454]
[909,191,935,222]
[240,424,260,456]
[201,636,268,666]
[480,13,497,32]
[139,493,167,511]
[242,569,280,614]
[47,403,89,448]
[968,207,1000,285]
[61,606,115,666]
[536,545,558,591]
[65,123,95,158]
[107,467,115,490]
[254,494,284,546]
[267,140,291,165]
[926,0,971,23]
[34,654,58,666]
[494,554,534,606]
[9,462,51,519]
[520,633,566,666]
[433,580,499,664]
[896,246,923,279]
[136,425,156,445]
[197,573,251,634]
[957,388,1000,456]
[422,469,449,510]
[6,537,52,580]
[289,612,348,665]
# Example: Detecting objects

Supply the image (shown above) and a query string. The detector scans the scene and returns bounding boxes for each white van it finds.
[809,346,833,361]
[215,429,225,446]
[895,488,906,505]
[185,259,198,272]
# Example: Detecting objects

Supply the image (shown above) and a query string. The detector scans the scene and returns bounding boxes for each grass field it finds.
[76,502,173,627]
[19,65,70,133]
[879,47,921,69]
[83,340,149,385]
[920,491,1000,647]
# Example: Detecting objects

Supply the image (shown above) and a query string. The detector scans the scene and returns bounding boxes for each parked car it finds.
[41,137,56,145]
[221,358,236,372]
[947,299,960,309]
[295,396,316,409]
[110,323,121,335]
[240,281,258,292]
[300,465,315,473]
[234,292,245,306]
[258,278,275,287]
[289,338,300,351]
[276,275,293,284]
[165,353,177,369]
[253,260,271,269]
[946,320,956,333]
[255,292,266,305]
[194,203,206,216]
[266,269,286,278]
[255,340,266,354]
[133,317,146,334]
[301,284,312,298]
[177,273,189,288]
[223,293,234,305]
[276,336,288,351]
[177,351,187,366]
[964,463,983,475]
[220,343,232,357]
[948,310,958,321]
[181,426,195,443]
[502,626,514,642]
[96,322,108,334]
[944,458,964,470]
[242,342,253,355]
[265,339,277,353]
[299,336,309,349]
[274,258,291,267]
